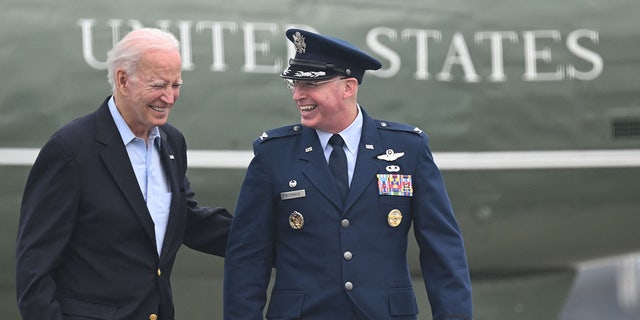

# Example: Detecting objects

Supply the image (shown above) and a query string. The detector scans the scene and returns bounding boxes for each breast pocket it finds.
[379,194,412,229]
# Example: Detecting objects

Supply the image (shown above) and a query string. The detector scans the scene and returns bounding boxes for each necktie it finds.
[329,134,349,204]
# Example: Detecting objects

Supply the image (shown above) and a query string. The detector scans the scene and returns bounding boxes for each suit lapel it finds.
[96,99,156,248]
[157,130,180,259]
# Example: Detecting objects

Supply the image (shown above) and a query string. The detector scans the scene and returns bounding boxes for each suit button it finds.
[149,314,158,320]
[345,281,353,290]
[157,268,161,276]
[341,219,350,228]
[343,251,352,260]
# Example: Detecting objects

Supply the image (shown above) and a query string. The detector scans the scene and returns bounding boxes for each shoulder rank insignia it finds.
[377,149,405,161]
[258,124,302,143]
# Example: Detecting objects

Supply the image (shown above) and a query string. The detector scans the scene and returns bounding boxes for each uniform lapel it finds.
[344,110,382,212]
[96,100,156,245]
[299,128,344,209]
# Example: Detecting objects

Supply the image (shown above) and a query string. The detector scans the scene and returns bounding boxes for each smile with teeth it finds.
[300,104,317,112]
[149,105,168,112]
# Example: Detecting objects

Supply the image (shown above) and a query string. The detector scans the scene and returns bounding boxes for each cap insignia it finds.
[293,31,306,54]
[294,71,326,78]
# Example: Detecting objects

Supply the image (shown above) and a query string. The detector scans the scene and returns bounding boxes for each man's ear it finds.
[343,78,358,98]
[115,69,129,93]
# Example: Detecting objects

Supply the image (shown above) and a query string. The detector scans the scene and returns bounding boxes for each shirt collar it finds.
[316,105,363,156]
[108,96,161,146]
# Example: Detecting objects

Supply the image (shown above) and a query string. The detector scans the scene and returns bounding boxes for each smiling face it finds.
[114,48,182,138]
[290,77,359,133]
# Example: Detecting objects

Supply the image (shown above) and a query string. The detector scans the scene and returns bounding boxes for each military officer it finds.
[223,28,472,319]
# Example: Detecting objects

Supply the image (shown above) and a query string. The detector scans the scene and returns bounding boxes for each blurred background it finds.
[2,0,640,319]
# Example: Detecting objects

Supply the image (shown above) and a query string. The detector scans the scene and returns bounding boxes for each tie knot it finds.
[329,134,345,147]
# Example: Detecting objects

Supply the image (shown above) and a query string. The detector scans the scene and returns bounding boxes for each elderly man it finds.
[16,28,232,320]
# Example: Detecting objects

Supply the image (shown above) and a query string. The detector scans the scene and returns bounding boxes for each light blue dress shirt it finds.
[108,97,171,256]
[317,105,363,186]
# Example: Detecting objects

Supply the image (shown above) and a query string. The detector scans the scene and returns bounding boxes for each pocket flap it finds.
[58,296,116,320]
[389,287,418,316]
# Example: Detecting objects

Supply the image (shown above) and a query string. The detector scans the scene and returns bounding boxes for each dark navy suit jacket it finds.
[224,108,472,319]
[16,97,232,320]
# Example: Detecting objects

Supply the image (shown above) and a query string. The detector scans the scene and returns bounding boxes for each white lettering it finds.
[475,31,518,82]
[107,19,127,47]
[566,29,603,80]
[77,19,604,83]
[196,21,238,72]
[77,19,107,70]
[437,32,480,82]
[522,30,564,81]
[176,21,195,71]
[367,27,401,79]
[402,29,442,80]
[155,19,171,32]
[241,22,281,74]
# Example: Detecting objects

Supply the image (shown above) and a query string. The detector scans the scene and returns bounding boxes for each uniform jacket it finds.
[16,96,232,320]
[224,108,472,319]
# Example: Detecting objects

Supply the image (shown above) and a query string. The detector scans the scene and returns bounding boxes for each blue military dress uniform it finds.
[224,109,472,319]
[224,28,472,320]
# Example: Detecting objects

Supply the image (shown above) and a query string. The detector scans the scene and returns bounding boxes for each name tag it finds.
[377,174,413,197]
[281,189,306,200]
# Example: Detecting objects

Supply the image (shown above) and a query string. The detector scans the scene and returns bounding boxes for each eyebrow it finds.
[147,79,183,86]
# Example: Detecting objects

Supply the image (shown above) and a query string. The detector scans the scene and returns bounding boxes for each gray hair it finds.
[106,28,180,92]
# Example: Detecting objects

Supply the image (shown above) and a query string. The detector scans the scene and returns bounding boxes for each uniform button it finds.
[345,281,353,290]
[341,219,350,228]
[149,314,158,320]
[157,268,161,276]
[343,251,353,260]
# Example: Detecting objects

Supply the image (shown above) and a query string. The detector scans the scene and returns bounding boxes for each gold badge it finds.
[289,211,304,229]
[387,209,402,227]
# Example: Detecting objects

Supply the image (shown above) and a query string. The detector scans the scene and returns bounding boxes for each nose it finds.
[161,87,179,104]
[291,86,305,101]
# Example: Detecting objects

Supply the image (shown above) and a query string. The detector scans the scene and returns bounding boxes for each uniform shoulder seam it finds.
[375,120,424,136]
[257,124,303,143]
